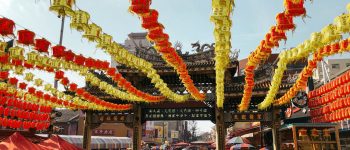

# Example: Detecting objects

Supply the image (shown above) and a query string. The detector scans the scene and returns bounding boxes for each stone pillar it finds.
[83,111,92,150]
[133,104,142,150]
[215,107,225,150]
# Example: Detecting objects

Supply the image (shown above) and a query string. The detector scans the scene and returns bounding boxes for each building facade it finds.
[314,58,350,82]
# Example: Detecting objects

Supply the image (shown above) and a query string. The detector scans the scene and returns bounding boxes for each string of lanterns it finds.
[258,6,350,110]
[129,0,205,101]
[0,17,164,103]
[239,0,307,111]
[210,0,234,108]
[2,57,132,111]
[274,38,350,106]
[309,69,350,123]
[48,2,193,102]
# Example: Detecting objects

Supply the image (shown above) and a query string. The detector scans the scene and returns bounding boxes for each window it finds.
[346,63,350,67]
[332,64,340,69]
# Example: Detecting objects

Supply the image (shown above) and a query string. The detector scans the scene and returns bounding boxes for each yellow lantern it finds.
[97,33,113,49]
[8,87,16,94]
[49,0,75,17]
[70,10,90,32]
[334,14,350,33]
[83,23,102,42]
[34,79,43,86]
[14,66,24,75]
[27,52,38,63]
[25,73,34,81]
[0,42,7,55]
[9,46,24,59]
[44,84,52,91]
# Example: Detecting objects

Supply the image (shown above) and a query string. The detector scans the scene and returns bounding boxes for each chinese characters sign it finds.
[92,129,114,136]
[142,108,213,121]
[225,112,271,122]
[92,113,133,124]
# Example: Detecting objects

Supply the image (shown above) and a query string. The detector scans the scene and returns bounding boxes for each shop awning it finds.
[38,135,82,150]
[38,134,131,149]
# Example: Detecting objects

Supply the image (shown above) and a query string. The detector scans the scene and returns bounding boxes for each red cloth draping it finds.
[0,132,45,150]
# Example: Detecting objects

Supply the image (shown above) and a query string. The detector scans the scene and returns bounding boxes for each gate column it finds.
[83,110,92,150]
[216,107,225,150]
[133,104,142,150]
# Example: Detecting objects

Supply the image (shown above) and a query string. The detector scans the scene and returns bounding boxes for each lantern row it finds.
[309,66,350,123]
[1,41,133,111]
[209,0,234,107]
[239,0,307,111]
[274,38,350,106]
[6,56,133,111]
[0,17,164,103]
[258,5,350,110]
[129,0,205,101]
[48,1,192,102]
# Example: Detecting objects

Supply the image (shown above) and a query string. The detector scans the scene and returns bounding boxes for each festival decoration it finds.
[17,29,35,45]
[34,38,51,53]
[259,10,350,110]
[128,1,205,101]
[70,10,90,31]
[49,0,75,17]
[239,1,306,111]
[0,18,15,36]
[83,23,102,42]
[274,38,350,106]
[210,0,234,107]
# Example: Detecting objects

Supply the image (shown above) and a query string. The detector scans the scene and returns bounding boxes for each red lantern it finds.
[85,57,95,68]
[23,61,34,69]
[107,68,116,76]
[340,39,349,50]
[11,59,23,66]
[17,29,35,45]
[76,88,84,95]
[142,10,158,24]
[276,13,295,31]
[52,45,65,58]
[74,55,85,65]
[0,71,9,80]
[8,77,18,85]
[129,0,151,14]
[34,38,51,53]
[61,77,69,86]
[28,87,36,94]
[55,70,64,80]
[0,18,15,36]
[64,50,75,61]
[69,83,78,91]
[0,54,9,64]
[101,61,110,69]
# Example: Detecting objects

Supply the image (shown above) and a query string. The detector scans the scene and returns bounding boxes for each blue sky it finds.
[1,0,349,133]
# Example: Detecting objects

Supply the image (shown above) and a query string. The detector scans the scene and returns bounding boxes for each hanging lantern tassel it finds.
[83,23,102,42]
[49,0,76,17]
[70,10,90,32]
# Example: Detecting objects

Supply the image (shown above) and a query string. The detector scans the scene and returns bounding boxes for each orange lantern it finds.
[284,0,306,17]
[276,13,295,31]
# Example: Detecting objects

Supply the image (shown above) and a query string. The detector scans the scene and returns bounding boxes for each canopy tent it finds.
[39,135,132,149]
[0,132,45,150]
[230,143,255,150]
[227,136,250,145]
[38,135,82,150]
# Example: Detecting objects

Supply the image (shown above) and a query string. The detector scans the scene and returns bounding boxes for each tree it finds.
[188,121,198,142]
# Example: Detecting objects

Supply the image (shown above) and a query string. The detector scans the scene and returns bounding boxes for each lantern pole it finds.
[48,13,65,138]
